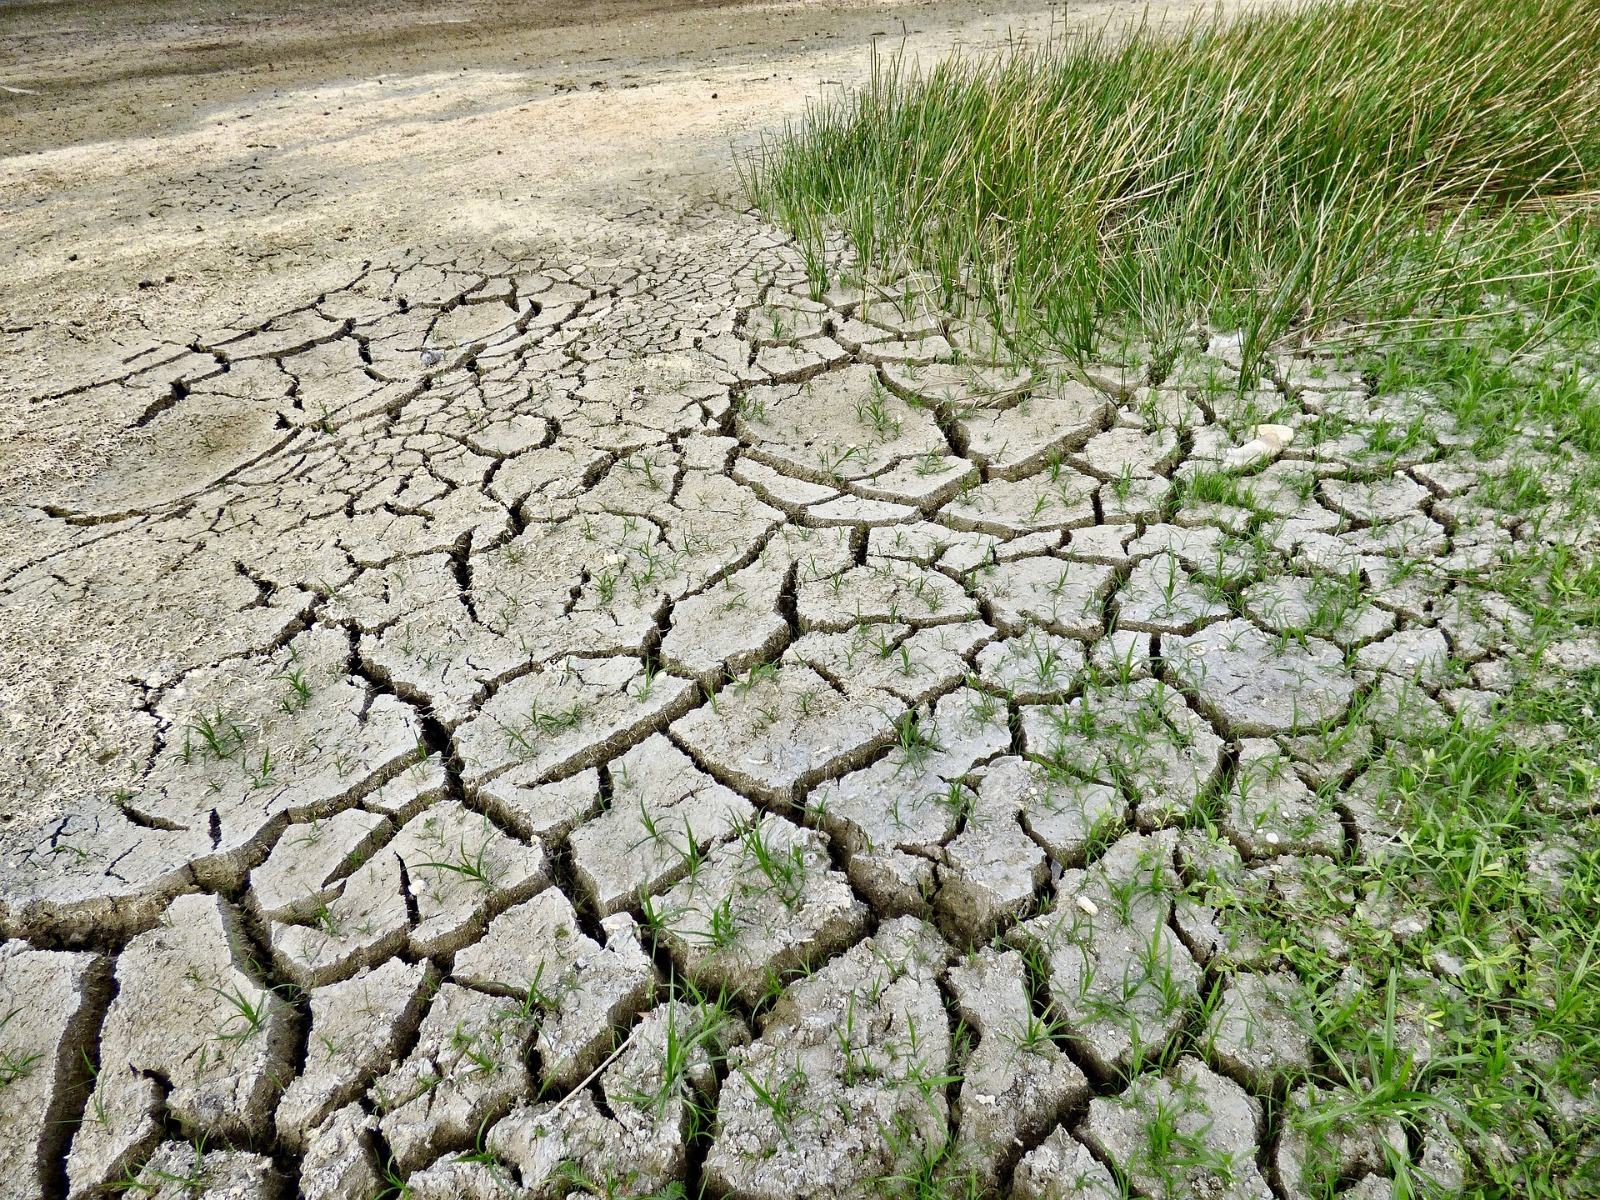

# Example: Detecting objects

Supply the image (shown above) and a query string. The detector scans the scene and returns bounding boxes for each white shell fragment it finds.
[1224,422,1295,469]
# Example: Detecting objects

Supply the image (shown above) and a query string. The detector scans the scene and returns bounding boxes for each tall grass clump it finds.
[748,0,1600,364]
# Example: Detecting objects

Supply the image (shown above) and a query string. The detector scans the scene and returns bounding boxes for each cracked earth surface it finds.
[2,204,1531,1198]
[4,2,1585,1199]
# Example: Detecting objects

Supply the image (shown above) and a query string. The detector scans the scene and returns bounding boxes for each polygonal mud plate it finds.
[670,661,906,805]
[655,814,868,1004]
[1165,619,1355,736]
[704,918,952,1200]
[456,656,695,789]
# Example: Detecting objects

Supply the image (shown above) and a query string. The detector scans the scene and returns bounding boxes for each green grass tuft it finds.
[748,0,1600,365]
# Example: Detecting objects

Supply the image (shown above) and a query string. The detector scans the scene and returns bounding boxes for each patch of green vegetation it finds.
[1191,572,1600,1195]
[749,0,1600,367]
[1366,312,1600,449]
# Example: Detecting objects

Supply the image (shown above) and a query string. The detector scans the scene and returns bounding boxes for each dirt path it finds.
[1,0,1041,155]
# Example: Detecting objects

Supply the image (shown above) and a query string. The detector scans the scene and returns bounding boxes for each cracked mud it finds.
[0,204,1536,1197]
[1,3,1573,1186]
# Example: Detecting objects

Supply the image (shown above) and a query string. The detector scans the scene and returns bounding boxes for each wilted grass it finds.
[747,0,1600,366]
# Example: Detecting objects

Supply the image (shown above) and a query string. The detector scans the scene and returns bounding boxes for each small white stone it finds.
[1075,895,1099,917]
